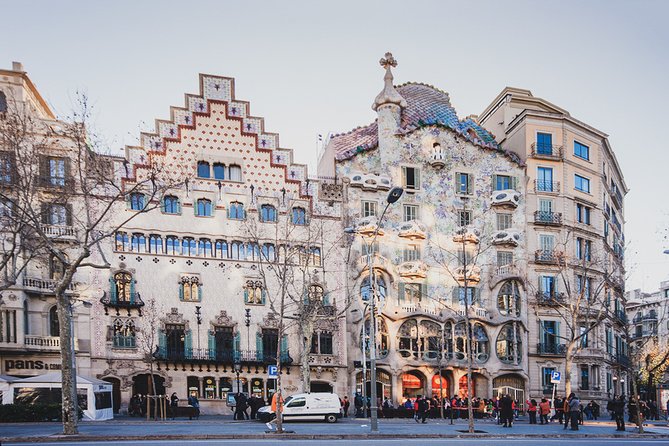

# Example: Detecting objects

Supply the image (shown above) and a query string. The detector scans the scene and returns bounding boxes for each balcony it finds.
[354,215,383,237]
[490,189,520,208]
[155,348,293,365]
[398,220,427,240]
[348,172,392,191]
[536,291,566,306]
[25,335,79,351]
[492,230,521,247]
[534,211,562,226]
[530,143,564,160]
[453,228,480,244]
[615,354,632,369]
[36,175,75,190]
[356,253,392,274]
[534,180,561,194]
[455,265,481,284]
[100,291,145,316]
[40,224,76,239]
[633,313,658,323]
[398,260,428,280]
[489,264,522,288]
[534,249,564,265]
[397,302,440,317]
[631,329,657,340]
[614,310,627,324]
[22,277,76,295]
[431,146,446,169]
[536,343,566,356]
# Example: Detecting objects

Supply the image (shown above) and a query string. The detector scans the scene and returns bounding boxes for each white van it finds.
[258,392,342,423]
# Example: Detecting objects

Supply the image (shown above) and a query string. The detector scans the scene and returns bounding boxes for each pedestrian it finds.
[563,396,571,429]
[500,394,514,427]
[249,395,263,420]
[614,395,626,431]
[234,392,249,420]
[539,398,551,424]
[343,395,350,417]
[265,392,284,431]
[666,398,669,421]
[354,393,364,418]
[568,393,580,430]
[554,396,564,424]
[528,399,537,424]
[414,396,420,422]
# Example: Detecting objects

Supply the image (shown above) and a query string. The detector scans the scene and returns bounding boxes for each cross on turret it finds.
[379,52,398,70]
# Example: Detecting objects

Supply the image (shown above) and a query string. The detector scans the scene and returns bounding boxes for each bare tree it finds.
[0,95,181,434]
[134,297,163,420]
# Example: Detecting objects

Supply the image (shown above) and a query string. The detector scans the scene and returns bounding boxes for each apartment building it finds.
[479,87,629,403]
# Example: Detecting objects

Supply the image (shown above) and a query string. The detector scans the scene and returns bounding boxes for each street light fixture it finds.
[245,308,251,357]
[233,358,242,395]
[345,186,403,433]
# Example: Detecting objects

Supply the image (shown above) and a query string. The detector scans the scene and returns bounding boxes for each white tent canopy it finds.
[8,372,113,420]
[0,375,18,404]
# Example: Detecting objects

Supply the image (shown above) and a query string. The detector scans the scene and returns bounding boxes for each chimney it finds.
[12,61,24,72]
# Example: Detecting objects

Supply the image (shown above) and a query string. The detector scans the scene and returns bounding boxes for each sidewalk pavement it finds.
[2,416,669,442]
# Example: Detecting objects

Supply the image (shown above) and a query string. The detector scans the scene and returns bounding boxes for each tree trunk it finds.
[301,320,314,393]
[564,341,574,398]
[57,293,78,435]
[631,374,644,433]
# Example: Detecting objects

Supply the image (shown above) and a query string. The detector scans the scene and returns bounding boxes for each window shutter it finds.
[455,173,460,193]
[176,199,181,214]
[452,287,459,304]
[556,322,561,342]
[40,203,48,224]
[38,155,47,184]
[243,288,249,304]
[398,283,405,303]
[261,289,267,305]
[65,204,73,226]
[179,283,184,301]
[226,208,230,219]
[415,168,421,190]
[63,158,71,189]
[194,200,199,216]
[198,285,203,301]
[420,284,428,302]
[511,176,519,191]
[160,198,166,213]
[281,335,289,360]
[125,194,131,209]
[467,174,474,194]
[184,329,192,357]
[158,330,166,357]
[109,277,117,304]
[234,332,241,359]
[475,288,483,306]
[323,292,330,306]
[208,331,215,359]
[256,332,263,360]
[491,175,498,191]
[129,279,136,303]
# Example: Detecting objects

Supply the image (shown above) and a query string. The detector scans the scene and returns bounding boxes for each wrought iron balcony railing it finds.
[530,143,564,160]
[536,291,566,305]
[534,210,562,225]
[534,180,561,193]
[537,343,566,355]
[154,348,293,365]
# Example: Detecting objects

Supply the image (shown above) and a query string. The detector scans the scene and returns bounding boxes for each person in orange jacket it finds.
[539,398,551,424]
[266,392,284,430]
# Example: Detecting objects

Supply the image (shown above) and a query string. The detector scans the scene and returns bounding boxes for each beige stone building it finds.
[0,63,94,382]
[319,55,529,405]
[479,87,629,403]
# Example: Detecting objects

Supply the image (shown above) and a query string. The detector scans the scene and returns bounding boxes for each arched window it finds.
[180,276,201,302]
[182,237,197,256]
[360,276,387,301]
[260,204,277,222]
[213,163,226,180]
[129,193,145,211]
[162,195,180,214]
[398,319,419,358]
[229,164,242,181]
[307,284,324,304]
[166,236,180,255]
[246,243,260,261]
[149,235,163,254]
[453,322,489,363]
[131,233,146,252]
[262,243,276,262]
[49,305,60,337]
[496,323,522,364]
[197,161,210,178]
[292,207,307,225]
[215,240,228,258]
[112,318,136,348]
[114,272,133,302]
[196,198,213,217]
[498,280,521,316]
[115,232,129,251]
[230,241,243,260]
[198,239,213,257]
[0,91,7,113]
[228,202,245,220]
[419,320,442,360]
[361,317,389,358]
[310,247,322,266]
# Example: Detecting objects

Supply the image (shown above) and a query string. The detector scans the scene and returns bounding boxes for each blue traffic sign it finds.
[551,371,561,384]
[268,365,278,378]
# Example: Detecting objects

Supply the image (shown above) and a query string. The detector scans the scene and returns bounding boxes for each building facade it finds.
[479,87,629,403]
[319,55,529,405]
[89,73,348,414]
[0,63,94,380]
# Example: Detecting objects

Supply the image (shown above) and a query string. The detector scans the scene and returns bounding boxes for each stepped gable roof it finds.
[332,82,501,161]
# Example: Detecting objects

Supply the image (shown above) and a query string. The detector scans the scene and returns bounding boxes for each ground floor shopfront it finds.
[351,365,528,408]
[92,358,347,415]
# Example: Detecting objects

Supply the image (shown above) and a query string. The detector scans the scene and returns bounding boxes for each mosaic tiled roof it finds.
[332,82,501,161]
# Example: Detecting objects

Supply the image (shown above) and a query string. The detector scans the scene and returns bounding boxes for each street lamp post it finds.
[245,308,251,355]
[195,306,202,352]
[346,186,403,433]
[234,358,242,394]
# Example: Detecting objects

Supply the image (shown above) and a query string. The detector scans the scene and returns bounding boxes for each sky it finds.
[2,0,668,292]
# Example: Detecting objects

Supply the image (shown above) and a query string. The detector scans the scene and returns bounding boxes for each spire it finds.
[372,52,407,111]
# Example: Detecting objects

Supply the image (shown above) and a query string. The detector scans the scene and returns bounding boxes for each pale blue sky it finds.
[2,0,667,291]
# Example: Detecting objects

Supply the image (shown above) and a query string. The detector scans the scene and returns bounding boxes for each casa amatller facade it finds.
[0,55,628,415]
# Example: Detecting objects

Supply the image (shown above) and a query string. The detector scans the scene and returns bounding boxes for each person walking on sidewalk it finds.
[614,395,626,431]
[527,399,538,424]
[567,393,580,431]
[500,394,514,428]
[539,398,551,424]
[554,396,564,424]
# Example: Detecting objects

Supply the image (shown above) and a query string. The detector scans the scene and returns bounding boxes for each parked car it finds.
[257,392,342,423]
